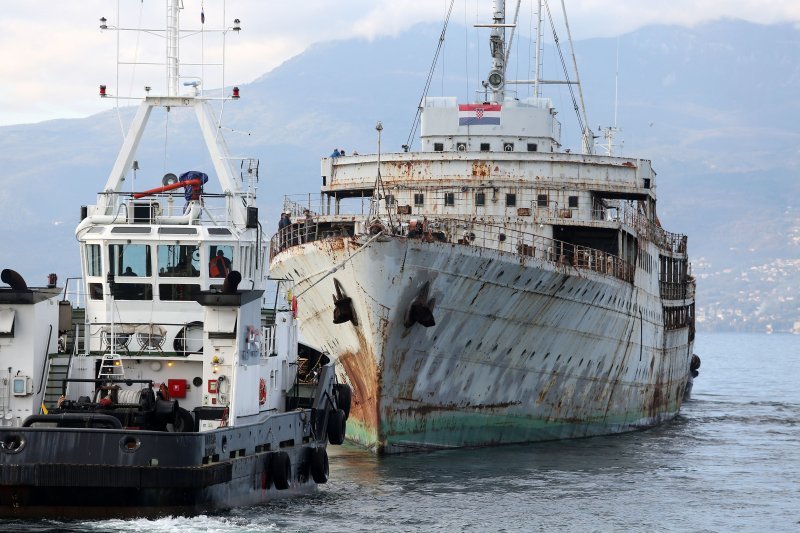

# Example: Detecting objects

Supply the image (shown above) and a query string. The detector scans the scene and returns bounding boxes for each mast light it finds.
[99,85,107,97]
[233,19,241,32]
[232,87,240,99]
[99,17,107,30]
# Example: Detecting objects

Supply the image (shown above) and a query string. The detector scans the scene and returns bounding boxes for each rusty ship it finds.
[269,0,697,454]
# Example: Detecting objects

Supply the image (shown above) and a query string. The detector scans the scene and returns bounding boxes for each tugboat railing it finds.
[90,191,237,227]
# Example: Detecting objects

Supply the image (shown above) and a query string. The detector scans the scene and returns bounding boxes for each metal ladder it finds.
[98,351,125,378]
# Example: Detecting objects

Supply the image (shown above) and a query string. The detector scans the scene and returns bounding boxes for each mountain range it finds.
[1,18,798,332]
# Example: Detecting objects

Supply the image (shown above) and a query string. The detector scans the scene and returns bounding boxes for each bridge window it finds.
[475,192,486,206]
[527,143,538,152]
[158,244,200,277]
[209,245,234,278]
[414,193,424,207]
[568,196,578,208]
[86,244,102,277]
[480,143,490,152]
[444,193,455,206]
[505,193,516,207]
[109,244,151,277]
[434,143,444,152]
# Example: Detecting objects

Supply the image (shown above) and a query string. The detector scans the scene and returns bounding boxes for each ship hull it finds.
[272,235,693,454]
[0,411,326,519]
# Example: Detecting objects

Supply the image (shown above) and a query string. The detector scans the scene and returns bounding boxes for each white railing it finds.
[94,191,238,226]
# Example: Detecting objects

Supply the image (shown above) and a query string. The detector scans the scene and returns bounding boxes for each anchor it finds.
[332,278,358,326]
[404,280,436,328]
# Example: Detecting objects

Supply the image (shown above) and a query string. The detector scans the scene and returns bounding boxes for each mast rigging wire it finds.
[542,0,585,143]
[405,0,457,150]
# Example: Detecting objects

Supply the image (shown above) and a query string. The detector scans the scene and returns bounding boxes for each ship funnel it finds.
[1,269,28,291]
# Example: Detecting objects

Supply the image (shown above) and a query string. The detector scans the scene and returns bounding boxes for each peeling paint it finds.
[272,234,694,455]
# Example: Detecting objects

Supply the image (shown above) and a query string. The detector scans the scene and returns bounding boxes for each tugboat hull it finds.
[0,409,332,518]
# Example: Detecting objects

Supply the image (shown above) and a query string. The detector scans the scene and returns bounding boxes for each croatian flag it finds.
[458,104,501,126]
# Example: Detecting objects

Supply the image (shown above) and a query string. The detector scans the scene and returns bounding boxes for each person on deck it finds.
[209,250,231,278]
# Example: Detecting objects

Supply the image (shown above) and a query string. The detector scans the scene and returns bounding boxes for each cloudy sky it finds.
[1,0,798,127]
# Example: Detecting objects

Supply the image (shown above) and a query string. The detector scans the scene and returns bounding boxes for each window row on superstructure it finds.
[431,141,540,153]
[83,241,263,302]
[387,186,584,217]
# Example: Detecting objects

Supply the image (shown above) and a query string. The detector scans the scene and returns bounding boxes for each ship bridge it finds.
[419,96,562,154]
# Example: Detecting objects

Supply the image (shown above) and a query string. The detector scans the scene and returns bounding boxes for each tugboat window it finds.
[414,193,424,207]
[159,284,201,301]
[209,245,234,278]
[475,192,486,206]
[158,244,200,277]
[109,244,152,277]
[444,193,455,206]
[505,193,516,207]
[86,244,102,277]
[89,283,103,300]
[112,283,153,301]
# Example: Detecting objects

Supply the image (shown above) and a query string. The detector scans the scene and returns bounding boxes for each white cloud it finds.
[1,0,798,126]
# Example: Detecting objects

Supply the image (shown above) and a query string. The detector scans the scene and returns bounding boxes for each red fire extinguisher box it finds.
[168,379,187,398]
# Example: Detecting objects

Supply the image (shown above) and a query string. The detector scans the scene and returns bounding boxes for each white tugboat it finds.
[270,0,697,454]
[0,1,348,518]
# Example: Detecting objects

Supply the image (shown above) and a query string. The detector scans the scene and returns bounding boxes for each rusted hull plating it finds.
[272,236,693,454]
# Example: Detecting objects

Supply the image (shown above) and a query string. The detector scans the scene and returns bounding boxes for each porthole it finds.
[120,435,141,452]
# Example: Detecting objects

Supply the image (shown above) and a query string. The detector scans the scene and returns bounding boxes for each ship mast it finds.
[166,0,180,97]
[485,0,507,103]
[95,0,250,227]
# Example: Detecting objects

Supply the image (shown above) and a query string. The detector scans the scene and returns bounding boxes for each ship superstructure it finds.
[271,0,695,454]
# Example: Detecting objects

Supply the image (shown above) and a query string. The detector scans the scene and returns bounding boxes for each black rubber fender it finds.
[271,451,291,490]
[170,407,195,432]
[327,408,346,445]
[309,447,329,484]
[334,383,352,420]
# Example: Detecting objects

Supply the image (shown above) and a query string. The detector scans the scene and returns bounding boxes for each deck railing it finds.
[92,191,238,226]
[280,193,688,256]
[659,279,695,301]
[271,216,635,284]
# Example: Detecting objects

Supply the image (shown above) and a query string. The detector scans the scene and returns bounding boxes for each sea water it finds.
[6,333,799,532]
